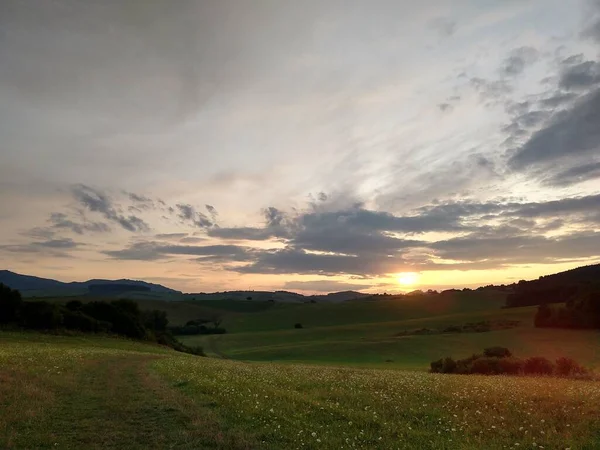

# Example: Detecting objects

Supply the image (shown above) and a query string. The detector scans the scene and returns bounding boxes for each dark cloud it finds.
[103,241,251,261]
[71,184,150,232]
[175,204,215,229]
[431,232,600,263]
[0,238,80,257]
[208,227,278,241]
[501,46,538,76]
[282,280,372,292]
[559,61,600,91]
[544,162,600,186]
[155,233,189,240]
[508,88,600,169]
[49,212,110,235]
[101,190,600,276]
[539,92,578,108]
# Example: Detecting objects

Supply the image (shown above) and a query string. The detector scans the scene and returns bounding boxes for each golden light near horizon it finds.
[397,272,420,287]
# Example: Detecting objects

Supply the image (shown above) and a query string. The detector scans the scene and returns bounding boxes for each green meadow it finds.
[3,293,600,448]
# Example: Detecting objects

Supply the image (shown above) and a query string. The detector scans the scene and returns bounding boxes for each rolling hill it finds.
[0,270,181,296]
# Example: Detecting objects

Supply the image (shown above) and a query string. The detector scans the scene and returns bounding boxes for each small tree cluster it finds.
[0,284,204,356]
[430,347,588,378]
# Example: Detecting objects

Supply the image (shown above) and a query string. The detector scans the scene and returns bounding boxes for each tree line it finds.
[0,283,204,356]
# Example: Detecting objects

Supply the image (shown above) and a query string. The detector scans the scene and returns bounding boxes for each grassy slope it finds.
[2,332,600,449]
[182,305,600,370]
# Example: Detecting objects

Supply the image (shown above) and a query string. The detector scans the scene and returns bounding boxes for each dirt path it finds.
[8,354,251,449]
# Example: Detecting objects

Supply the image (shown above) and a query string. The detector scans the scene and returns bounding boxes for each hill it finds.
[0,270,181,297]
[506,263,600,307]
[1,332,599,449]
[185,289,371,303]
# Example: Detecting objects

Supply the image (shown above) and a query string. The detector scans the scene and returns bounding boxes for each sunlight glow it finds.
[397,272,420,287]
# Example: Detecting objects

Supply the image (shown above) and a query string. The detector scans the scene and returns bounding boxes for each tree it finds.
[0,283,23,324]
[210,314,223,329]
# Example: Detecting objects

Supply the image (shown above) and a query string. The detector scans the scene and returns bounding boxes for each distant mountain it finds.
[0,270,181,296]
[185,289,370,303]
[0,270,65,291]
[308,290,372,303]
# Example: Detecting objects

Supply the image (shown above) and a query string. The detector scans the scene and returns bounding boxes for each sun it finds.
[397,272,420,287]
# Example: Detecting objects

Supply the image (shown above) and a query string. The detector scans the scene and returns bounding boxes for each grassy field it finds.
[181,304,600,371]
[1,331,600,449]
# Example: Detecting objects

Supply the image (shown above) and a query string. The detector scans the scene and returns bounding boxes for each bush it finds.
[82,301,146,338]
[555,357,587,377]
[442,357,457,373]
[431,348,588,378]
[20,301,62,330]
[471,357,503,375]
[497,357,524,375]
[62,310,111,333]
[294,323,303,329]
[523,357,554,375]
[430,359,443,373]
[484,347,512,358]
[65,300,84,312]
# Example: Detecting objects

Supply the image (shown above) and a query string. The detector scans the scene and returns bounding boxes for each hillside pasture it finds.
[1,332,600,449]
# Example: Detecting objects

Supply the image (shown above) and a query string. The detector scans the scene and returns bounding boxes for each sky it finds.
[1,0,600,294]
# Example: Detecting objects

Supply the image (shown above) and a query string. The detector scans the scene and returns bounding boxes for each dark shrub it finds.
[497,357,524,375]
[555,357,587,377]
[62,310,110,333]
[484,347,512,358]
[82,301,145,338]
[442,357,457,373]
[443,325,462,333]
[534,303,553,327]
[471,357,503,375]
[0,283,23,324]
[294,323,303,329]
[65,300,84,312]
[523,357,554,375]
[111,299,140,317]
[143,310,169,332]
[20,301,62,329]
[430,359,443,373]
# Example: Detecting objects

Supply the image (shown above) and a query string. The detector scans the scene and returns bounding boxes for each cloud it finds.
[508,88,600,169]
[543,162,600,187]
[71,184,150,232]
[49,212,110,235]
[430,17,456,37]
[104,241,251,261]
[175,204,216,229]
[559,61,600,91]
[282,280,372,293]
[0,238,80,258]
[501,46,539,76]
[155,233,189,240]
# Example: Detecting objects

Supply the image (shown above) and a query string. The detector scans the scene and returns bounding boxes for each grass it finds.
[216,290,507,333]
[181,306,600,370]
[2,331,600,449]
